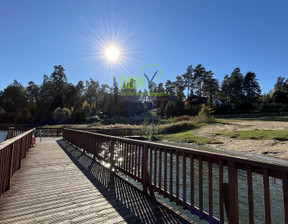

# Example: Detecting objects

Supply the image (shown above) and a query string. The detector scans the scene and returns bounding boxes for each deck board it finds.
[0,138,194,224]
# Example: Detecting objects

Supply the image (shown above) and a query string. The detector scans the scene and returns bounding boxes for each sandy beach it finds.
[197,119,288,160]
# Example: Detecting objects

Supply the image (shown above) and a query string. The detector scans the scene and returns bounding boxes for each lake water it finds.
[0,130,7,143]
[119,150,284,224]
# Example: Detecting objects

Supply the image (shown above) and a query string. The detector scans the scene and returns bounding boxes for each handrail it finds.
[63,128,288,224]
[0,129,34,196]
[35,127,142,138]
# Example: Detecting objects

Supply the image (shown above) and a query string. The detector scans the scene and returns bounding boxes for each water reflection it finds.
[97,140,285,223]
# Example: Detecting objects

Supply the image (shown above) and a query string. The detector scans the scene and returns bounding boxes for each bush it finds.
[173,115,192,123]
[156,120,197,134]
[53,107,71,124]
[142,116,159,125]
[155,114,210,134]
[199,104,214,116]
[164,101,179,117]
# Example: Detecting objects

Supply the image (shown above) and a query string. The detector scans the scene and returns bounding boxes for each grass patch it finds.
[157,129,223,145]
[215,116,288,123]
[216,129,288,141]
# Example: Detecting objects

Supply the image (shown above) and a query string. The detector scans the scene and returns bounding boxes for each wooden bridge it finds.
[0,134,192,223]
[1,128,288,224]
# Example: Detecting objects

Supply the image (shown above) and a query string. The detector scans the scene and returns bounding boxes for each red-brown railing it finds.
[33,127,142,138]
[5,127,30,140]
[63,129,288,224]
[0,129,34,196]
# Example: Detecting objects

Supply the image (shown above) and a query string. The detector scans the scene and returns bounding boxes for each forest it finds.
[0,65,287,124]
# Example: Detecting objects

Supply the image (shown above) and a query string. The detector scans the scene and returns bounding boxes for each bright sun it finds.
[105,46,120,61]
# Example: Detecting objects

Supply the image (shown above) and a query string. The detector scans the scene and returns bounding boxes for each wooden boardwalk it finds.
[0,138,194,224]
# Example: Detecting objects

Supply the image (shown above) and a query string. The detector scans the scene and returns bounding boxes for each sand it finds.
[196,120,288,160]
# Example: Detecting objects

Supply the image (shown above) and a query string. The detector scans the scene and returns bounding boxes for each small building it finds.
[184,94,207,106]
[212,97,223,106]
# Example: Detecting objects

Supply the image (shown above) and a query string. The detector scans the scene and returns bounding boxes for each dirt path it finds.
[197,120,288,160]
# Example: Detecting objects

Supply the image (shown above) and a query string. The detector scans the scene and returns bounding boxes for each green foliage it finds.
[158,130,223,145]
[155,114,209,134]
[164,101,179,117]
[198,104,214,118]
[0,64,288,125]
[216,129,288,141]
[53,107,71,124]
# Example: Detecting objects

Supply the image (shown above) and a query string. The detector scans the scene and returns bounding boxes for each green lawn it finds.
[216,129,288,141]
[157,129,223,145]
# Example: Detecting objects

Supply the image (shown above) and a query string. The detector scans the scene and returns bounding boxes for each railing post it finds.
[7,143,15,190]
[18,138,23,170]
[110,139,115,170]
[142,144,154,196]
[228,161,239,224]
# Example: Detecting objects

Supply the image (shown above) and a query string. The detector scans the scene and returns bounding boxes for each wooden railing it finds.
[63,129,288,224]
[5,127,30,140]
[34,127,142,138]
[0,129,34,196]
[78,127,143,138]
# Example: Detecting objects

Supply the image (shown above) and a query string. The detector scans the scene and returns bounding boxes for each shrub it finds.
[173,115,192,123]
[155,120,197,134]
[164,101,179,117]
[199,104,214,116]
[53,107,71,124]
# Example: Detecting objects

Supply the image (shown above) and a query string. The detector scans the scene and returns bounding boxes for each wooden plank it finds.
[0,139,194,224]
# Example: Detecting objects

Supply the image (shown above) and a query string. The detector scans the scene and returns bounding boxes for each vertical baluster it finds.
[124,141,128,173]
[183,153,187,209]
[228,161,239,224]
[283,172,288,224]
[170,150,173,201]
[247,165,254,224]
[150,146,153,186]
[129,143,132,175]
[199,156,203,219]
[135,144,138,178]
[159,148,162,191]
[263,168,271,224]
[131,143,135,176]
[142,144,153,195]
[154,148,157,188]
[176,151,180,204]
[164,149,167,196]
[138,145,141,181]
[190,154,194,213]
[208,158,213,222]
[110,139,115,170]
[219,160,224,224]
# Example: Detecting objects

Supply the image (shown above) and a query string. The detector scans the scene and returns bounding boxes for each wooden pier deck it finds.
[0,138,193,224]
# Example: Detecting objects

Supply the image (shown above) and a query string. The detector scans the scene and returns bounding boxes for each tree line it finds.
[0,65,287,124]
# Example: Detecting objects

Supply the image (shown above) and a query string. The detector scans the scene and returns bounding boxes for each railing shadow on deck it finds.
[57,139,194,224]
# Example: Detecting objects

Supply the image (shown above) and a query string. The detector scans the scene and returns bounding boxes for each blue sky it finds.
[0,0,287,93]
